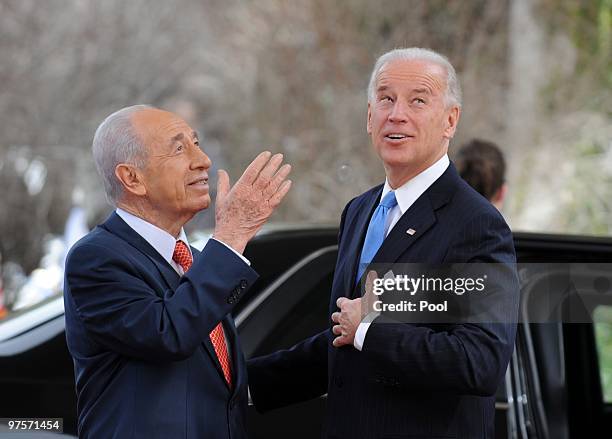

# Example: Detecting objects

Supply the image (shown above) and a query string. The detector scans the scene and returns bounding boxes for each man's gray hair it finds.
[92,104,152,205]
[367,48,462,108]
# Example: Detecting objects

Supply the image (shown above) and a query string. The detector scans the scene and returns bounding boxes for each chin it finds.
[199,196,211,210]
[379,149,418,168]
[190,196,211,213]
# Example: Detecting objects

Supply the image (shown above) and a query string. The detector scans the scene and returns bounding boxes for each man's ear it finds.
[115,164,147,197]
[443,105,461,139]
[366,102,372,134]
[492,183,508,210]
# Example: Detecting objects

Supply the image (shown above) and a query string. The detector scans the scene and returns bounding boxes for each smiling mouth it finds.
[385,133,413,140]
[188,178,209,187]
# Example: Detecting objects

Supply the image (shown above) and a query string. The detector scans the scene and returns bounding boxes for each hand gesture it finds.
[331,271,379,348]
[213,151,292,253]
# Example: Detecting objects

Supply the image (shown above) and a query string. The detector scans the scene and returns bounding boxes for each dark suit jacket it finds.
[64,213,258,439]
[248,163,519,439]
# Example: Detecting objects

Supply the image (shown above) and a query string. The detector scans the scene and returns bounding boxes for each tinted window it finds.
[253,272,333,356]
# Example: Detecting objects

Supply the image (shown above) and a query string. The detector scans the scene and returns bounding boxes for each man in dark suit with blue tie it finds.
[248,48,519,438]
[64,105,292,438]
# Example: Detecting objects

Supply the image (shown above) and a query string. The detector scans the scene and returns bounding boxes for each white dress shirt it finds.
[353,154,450,350]
[116,208,250,271]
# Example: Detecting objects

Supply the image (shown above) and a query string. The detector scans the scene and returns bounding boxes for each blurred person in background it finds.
[64,105,291,439]
[455,138,507,210]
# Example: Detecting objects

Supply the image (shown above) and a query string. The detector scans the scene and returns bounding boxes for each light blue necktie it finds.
[356,191,398,283]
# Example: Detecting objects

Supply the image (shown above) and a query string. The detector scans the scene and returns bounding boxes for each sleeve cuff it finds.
[353,312,380,351]
[210,238,251,266]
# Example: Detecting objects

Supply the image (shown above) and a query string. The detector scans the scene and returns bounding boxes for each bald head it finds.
[130,108,199,158]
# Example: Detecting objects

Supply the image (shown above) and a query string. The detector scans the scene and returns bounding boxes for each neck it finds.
[117,200,189,238]
[385,151,447,189]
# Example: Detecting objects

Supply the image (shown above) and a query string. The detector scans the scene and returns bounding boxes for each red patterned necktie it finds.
[173,240,232,387]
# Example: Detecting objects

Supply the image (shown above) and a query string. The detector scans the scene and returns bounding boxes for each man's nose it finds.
[190,145,212,169]
[388,99,409,123]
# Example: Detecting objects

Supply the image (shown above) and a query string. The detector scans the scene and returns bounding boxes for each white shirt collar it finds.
[115,208,190,267]
[381,154,450,214]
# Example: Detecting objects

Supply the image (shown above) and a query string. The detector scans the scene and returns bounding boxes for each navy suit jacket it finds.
[248,163,519,439]
[64,213,258,439]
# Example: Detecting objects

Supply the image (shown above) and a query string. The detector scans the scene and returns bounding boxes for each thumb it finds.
[364,270,378,312]
[216,169,231,205]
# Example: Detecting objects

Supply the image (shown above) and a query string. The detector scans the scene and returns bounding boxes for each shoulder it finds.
[342,184,383,218]
[442,178,515,262]
[65,226,137,274]
[443,170,508,230]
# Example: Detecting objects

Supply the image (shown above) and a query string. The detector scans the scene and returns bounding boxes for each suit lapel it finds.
[101,212,181,292]
[200,316,238,391]
[104,214,234,389]
[190,246,234,390]
[223,317,244,395]
[352,164,459,292]
[370,193,436,267]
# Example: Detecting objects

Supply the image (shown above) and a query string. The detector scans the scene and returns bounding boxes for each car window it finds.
[254,273,333,355]
[593,305,612,403]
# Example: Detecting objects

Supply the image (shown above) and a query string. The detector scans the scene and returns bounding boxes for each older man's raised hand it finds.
[213,151,292,254]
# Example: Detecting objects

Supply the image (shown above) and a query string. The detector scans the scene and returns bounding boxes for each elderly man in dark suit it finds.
[64,105,291,438]
[248,48,519,439]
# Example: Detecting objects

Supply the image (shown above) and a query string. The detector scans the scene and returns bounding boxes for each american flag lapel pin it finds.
[406,228,416,235]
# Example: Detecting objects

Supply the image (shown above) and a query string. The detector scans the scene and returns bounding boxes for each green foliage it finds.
[538,0,611,87]
[594,306,612,402]
[559,138,612,236]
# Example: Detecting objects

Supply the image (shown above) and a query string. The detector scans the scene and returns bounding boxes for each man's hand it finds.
[213,151,292,253]
[331,297,362,348]
[332,271,380,348]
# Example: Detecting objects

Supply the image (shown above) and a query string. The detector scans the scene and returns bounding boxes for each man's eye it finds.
[413,98,425,104]
[176,144,184,152]
[380,96,393,102]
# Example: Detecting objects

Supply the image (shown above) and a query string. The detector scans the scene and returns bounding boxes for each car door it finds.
[506,233,612,439]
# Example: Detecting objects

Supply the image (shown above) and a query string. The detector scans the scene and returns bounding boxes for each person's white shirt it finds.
[353,154,450,351]
[116,208,250,272]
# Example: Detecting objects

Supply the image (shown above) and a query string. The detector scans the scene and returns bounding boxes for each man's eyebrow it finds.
[170,133,184,144]
[376,85,389,94]
[413,87,431,94]
[192,131,199,141]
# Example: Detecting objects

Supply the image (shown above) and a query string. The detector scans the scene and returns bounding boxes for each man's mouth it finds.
[385,133,412,140]
[188,177,209,186]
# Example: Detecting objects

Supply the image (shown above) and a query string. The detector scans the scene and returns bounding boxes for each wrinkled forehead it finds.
[376,59,447,94]
[130,108,192,149]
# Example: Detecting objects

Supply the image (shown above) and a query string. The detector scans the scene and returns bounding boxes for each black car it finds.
[1,227,611,438]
